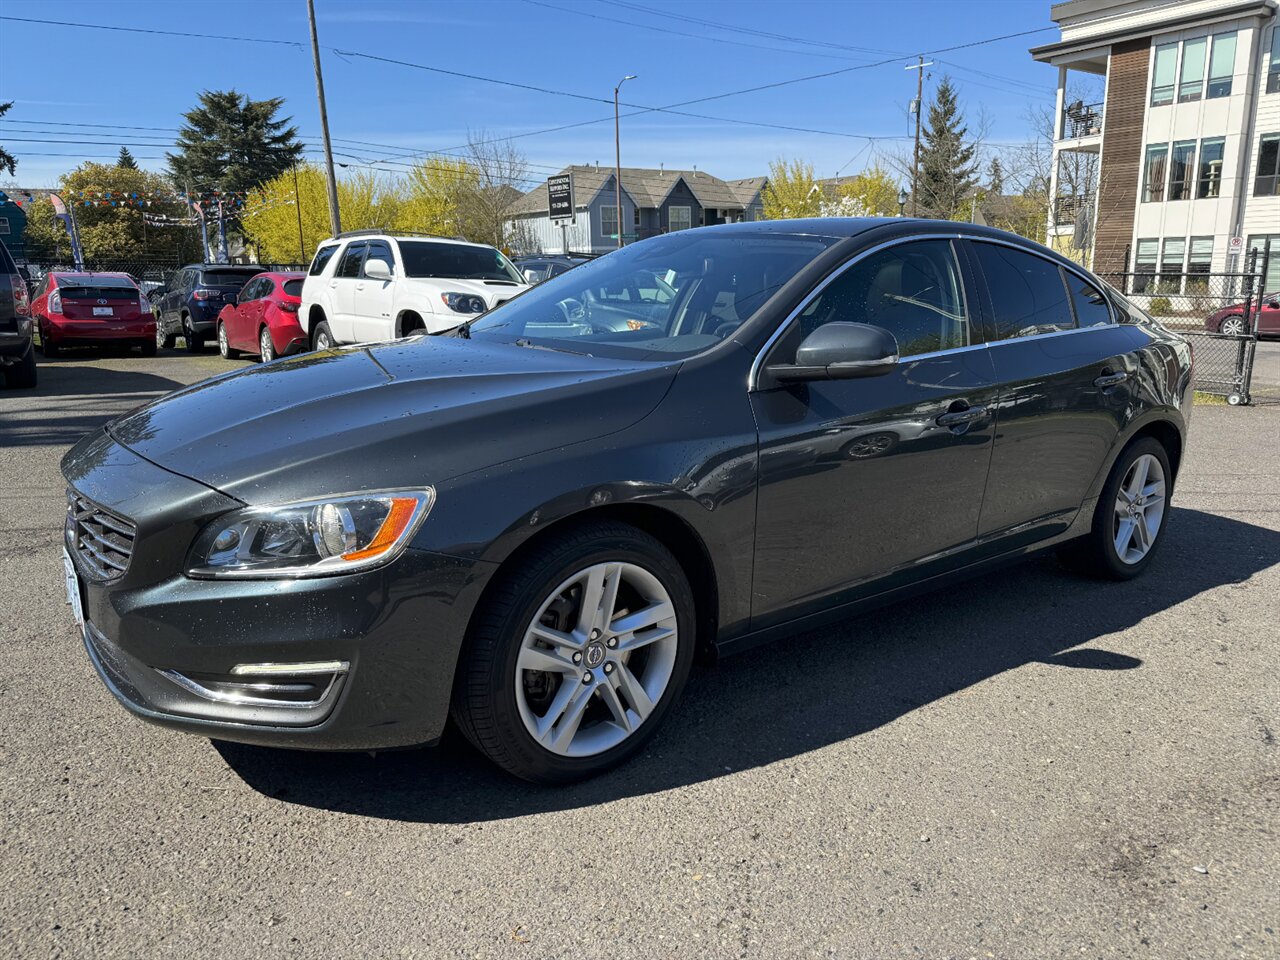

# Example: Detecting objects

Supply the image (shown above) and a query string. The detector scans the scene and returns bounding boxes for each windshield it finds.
[466,230,838,360]
[399,240,525,283]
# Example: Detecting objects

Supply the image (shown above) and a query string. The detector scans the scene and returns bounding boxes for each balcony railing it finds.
[1054,194,1094,224]
[1061,101,1103,140]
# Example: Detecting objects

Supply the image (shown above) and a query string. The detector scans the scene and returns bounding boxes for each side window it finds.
[335,242,367,279]
[1065,273,1113,328]
[182,269,197,292]
[363,240,395,276]
[309,244,339,276]
[239,278,264,303]
[971,243,1075,340]
[796,240,969,358]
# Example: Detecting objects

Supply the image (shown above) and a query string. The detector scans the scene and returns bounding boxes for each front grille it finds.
[67,491,136,581]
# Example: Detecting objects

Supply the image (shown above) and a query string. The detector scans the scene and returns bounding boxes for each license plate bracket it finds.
[93,307,113,316]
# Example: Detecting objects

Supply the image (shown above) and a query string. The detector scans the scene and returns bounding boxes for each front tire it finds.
[452,522,695,784]
[1060,437,1172,580]
[1218,315,1245,336]
[156,319,175,350]
[183,316,205,353]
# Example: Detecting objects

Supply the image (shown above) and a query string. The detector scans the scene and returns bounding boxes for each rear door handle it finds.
[936,404,987,427]
[1094,370,1129,388]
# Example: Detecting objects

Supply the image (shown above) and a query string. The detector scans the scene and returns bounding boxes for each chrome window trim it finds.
[748,232,966,391]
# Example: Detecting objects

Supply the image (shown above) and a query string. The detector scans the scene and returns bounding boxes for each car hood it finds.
[404,276,528,306]
[105,337,675,504]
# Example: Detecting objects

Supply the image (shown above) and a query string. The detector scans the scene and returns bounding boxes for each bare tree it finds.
[459,131,530,250]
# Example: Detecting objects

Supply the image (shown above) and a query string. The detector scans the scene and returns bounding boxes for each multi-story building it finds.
[1032,0,1280,293]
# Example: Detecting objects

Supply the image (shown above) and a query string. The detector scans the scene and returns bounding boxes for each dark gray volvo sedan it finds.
[62,219,1192,783]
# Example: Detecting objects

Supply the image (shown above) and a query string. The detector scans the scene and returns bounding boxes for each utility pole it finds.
[906,57,933,217]
[292,164,306,263]
[307,0,341,236]
[614,75,637,249]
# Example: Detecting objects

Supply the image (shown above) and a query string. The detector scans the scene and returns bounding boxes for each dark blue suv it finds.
[153,264,262,352]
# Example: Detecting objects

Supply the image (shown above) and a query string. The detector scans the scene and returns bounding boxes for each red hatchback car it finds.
[215,272,308,362]
[1205,291,1280,338]
[33,272,156,357]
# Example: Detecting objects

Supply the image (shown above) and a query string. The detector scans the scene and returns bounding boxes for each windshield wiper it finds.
[437,322,470,338]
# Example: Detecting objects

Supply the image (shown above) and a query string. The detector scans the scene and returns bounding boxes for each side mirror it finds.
[767,322,899,383]
[365,258,393,280]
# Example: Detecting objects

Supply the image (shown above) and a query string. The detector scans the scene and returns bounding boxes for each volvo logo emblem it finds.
[584,641,606,668]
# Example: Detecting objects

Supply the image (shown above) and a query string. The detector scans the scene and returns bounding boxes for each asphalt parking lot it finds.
[2,348,1277,960]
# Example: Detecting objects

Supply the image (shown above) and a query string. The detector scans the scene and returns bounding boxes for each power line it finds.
[0,15,302,46]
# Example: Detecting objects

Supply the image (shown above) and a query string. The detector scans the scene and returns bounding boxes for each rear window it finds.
[309,244,339,276]
[398,240,524,283]
[59,281,138,300]
[201,269,260,287]
[283,279,304,297]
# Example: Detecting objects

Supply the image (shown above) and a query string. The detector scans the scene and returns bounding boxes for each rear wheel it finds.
[1060,437,1172,580]
[183,316,204,353]
[3,344,37,388]
[39,325,59,358]
[259,326,276,362]
[452,522,695,783]
[312,321,335,351]
[217,321,238,359]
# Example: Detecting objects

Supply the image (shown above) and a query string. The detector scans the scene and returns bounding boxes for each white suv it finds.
[298,231,530,347]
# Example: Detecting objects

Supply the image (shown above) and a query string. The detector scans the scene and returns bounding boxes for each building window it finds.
[1178,37,1207,102]
[1207,32,1236,98]
[1134,239,1159,293]
[1142,144,1169,201]
[1197,137,1225,198]
[1187,237,1213,280]
[599,204,619,239]
[668,206,692,232]
[1168,140,1197,200]
[633,207,640,226]
[1160,238,1186,293]
[1246,234,1280,292]
[1268,27,1280,94]
[1255,134,1280,196]
[1151,42,1178,106]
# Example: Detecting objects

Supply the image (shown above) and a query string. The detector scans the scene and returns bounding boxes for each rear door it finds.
[328,242,366,342]
[965,239,1130,544]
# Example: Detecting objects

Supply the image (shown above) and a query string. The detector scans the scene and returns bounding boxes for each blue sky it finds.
[0,0,1059,191]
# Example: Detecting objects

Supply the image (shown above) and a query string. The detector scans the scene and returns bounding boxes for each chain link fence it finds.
[1101,244,1276,405]
[17,256,309,299]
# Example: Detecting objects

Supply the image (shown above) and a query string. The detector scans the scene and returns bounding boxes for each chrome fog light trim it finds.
[230,660,349,676]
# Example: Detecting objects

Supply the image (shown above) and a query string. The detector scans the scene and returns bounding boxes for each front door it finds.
[328,241,366,342]
[352,240,397,342]
[964,239,1127,543]
[750,238,998,626]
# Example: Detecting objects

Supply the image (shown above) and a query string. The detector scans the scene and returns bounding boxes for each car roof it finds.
[52,271,135,280]
[323,233,498,251]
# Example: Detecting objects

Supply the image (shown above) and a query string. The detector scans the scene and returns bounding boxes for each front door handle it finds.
[936,404,987,428]
[1094,370,1129,388]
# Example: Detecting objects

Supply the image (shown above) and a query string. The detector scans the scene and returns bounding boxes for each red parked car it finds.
[32,272,156,357]
[215,272,308,362]
[1205,291,1280,338]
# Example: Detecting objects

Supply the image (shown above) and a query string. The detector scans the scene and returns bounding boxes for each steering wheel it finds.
[711,320,742,339]
[556,298,585,323]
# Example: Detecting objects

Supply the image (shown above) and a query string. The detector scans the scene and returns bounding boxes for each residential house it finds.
[1031,0,1280,295]
[506,165,768,255]
[0,189,35,260]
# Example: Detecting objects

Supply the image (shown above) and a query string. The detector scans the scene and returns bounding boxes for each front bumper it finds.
[63,429,494,750]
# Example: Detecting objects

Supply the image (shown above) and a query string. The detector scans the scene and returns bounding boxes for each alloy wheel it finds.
[218,323,230,358]
[515,561,678,757]
[315,330,332,350]
[1113,453,1166,564]
[154,322,165,349]
[1219,316,1246,336]
[260,328,275,362]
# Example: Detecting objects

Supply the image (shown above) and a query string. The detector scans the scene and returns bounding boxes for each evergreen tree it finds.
[0,102,16,176]
[167,90,303,195]
[987,157,1004,195]
[117,146,138,169]
[917,77,978,220]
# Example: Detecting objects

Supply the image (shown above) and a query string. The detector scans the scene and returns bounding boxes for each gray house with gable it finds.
[506,165,768,255]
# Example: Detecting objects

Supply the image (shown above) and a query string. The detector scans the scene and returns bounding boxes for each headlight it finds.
[440,292,487,314]
[186,489,434,579]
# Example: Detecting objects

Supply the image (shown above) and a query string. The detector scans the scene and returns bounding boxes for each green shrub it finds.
[1149,296,1173,315]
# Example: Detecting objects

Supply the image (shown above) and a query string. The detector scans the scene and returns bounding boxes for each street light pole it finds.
[307,0,341,237]
[292,163,306,263]
[905,56,933,217]
[614,75,637,249]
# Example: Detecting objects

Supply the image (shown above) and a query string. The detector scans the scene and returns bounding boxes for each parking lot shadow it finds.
[2,362,185,448]
[216,506,1279,823]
